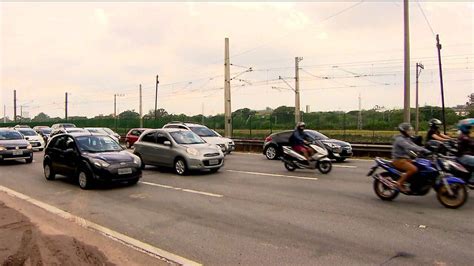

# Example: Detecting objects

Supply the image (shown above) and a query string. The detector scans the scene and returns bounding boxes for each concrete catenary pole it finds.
[139,84,143,128]
[3,105,6,123]
[415,63,424,134]
[13,90,17,123]
[295,57,303,123]
[224,37,232,137]
[154,75,159,122]
[65,92,68,121]
[403,0,411,123]
[436,34,447,134]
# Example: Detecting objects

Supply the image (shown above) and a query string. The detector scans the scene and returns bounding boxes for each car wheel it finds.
[174,158,188,176]
[336,158,346,162]
[78,169,93,190]
[39,148,44,152]
[265,146,278,160]
[126,141,131,149]
[43,162,55,180]
[210,168,220,174]
[127,178,139,186]
[25,156,33,164]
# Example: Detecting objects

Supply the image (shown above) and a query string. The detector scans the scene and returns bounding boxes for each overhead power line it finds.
[416,0,436,36]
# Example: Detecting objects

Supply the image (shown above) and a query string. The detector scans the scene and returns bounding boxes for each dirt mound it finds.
[0,202,114,266]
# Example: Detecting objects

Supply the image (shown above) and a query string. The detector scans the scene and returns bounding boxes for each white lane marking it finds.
[232,152,261,156]
[0,185,201,266]
[140,181,224,198]
[333,165,357,169]
[226,170,318,181]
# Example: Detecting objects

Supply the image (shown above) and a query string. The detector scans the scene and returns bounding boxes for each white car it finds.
[84,127,120,143]
[163,122,235,154]
[14,127,45,151]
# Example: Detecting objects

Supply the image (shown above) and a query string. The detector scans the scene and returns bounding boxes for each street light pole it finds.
[415,63,424,135]
[155,75,159,122]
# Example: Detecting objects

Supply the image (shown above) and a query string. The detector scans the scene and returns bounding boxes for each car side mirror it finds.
[163,141,171,146]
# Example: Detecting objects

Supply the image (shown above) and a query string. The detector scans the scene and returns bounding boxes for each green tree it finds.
[118,110,140,120]
[32,112,50,122]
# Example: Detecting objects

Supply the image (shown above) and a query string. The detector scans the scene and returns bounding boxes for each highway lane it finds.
[0,152,472,265]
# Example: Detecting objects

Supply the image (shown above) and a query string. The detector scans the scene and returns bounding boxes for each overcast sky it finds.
[1,1,473,119]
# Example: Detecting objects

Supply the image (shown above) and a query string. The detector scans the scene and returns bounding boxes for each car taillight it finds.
[265,136,272,142]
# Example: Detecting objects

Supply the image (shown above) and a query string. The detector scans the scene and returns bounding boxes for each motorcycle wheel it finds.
[373,179,399,201]
[436,183,468,209]
[284,162,296,172]
[317,161,332,174]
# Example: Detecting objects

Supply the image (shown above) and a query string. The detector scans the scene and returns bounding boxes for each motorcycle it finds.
[280,140,332,174]
[367,154,468,209]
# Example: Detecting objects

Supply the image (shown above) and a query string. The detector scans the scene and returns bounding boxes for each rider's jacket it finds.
[392,135,427,160]
[457,133,473,157]
[290,129,308,146]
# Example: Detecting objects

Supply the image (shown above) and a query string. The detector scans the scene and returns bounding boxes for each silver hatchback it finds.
[133,129,224,175]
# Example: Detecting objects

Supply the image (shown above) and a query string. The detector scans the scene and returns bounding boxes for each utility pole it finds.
[114,94,117,118]
[295,57,303,123]
[154,75,159,121]
[415,63,424,134]
[403,0,411,123]
[358,93,362,130]
[13,90,17,123]
[3,105,6,123]
[65,92,68,121]
[139,84,143,128]
[436,34,447,134]
[20,106,23,122]
[224,37,232,137]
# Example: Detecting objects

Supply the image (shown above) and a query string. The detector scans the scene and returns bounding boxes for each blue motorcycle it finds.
[367,156,468,209]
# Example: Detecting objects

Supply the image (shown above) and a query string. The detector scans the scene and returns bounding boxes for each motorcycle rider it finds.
[426,118,451,142]
[457,121,474,184]
[392,123,430,192]
[290,122,315,161]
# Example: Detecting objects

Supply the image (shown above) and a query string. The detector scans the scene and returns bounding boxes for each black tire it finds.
[436,183,468,209]
[25,157,33,164]
[43,162,55,180]
[336,157,346,162]
[373,179,399,201]
[210,168,220,174]
[265,146,278,160]
[284,162,296,172]
[78,168,93,190]
[127,178,139,186]
[174,158,188,176]
[317,161,332,174]
[38,148,44,152]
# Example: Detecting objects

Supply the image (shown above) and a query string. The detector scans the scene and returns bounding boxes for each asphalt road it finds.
[0,151,472,265]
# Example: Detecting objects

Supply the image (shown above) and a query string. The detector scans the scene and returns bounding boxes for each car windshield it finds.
[170,131,205,144]
[40,128,52,134]
[189,126,217,137]
[306,130,329,140]
[17,129,37,136]
[0,130,23,140]
[75,135,122,153]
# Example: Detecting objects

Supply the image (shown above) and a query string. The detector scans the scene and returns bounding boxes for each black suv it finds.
[43,132,142,189]
[263,130,353,162]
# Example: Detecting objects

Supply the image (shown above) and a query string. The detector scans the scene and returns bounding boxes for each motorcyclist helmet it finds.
[296,122,306,130]
[458,120,472,135]
[429,118,442,129]
[398,122,414,136]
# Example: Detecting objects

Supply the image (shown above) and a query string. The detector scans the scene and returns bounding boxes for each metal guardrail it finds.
[232,139,392,157]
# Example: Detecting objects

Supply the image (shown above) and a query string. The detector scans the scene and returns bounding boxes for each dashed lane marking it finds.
[333,165,357,169]
[226,170,318,181]
[140,181,224,198]
[0,185,201,266]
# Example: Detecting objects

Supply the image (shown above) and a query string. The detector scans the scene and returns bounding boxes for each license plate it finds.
[118,168,132,175]
[12,150,23,156]
[209,159,219,165]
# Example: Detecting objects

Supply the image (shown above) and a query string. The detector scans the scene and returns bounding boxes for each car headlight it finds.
[27,144,32,150]
[132,156,141,166]
[92,159,110,168]
[186,147,199,156]
[0,146,5,151]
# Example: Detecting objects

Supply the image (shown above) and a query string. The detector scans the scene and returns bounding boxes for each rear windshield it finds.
[17,129,37,136]
[63,124,76,128]
[189,126,217,137]
[40,128,52,134]
[0,131,23,140]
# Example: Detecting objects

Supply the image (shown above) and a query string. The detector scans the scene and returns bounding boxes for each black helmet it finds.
[398,122,413,134]
[429,118,442,128]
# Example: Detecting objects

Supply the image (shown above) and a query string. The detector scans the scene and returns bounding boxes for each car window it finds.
[0,130,23,140]
[189,126,217,137]
[156,133,170,145]
[306,131,329,140]
[164,125,179,129]
[170,131,205,144]
[141,132,156,143]
[76,135,122,153]
[66,137,76,150]
[40,128,52,134]
[17,129,37,136]
[48,136,59,148]
[55,136,69,150]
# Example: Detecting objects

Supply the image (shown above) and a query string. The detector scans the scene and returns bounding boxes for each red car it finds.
[125,128,149,148]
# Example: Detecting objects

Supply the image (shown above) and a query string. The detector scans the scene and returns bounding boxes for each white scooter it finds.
[280,140,332,174]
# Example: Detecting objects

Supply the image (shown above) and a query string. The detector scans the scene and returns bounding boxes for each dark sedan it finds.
[263,130,353,162]
[0,129,33,163]
[43,132,142,189]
